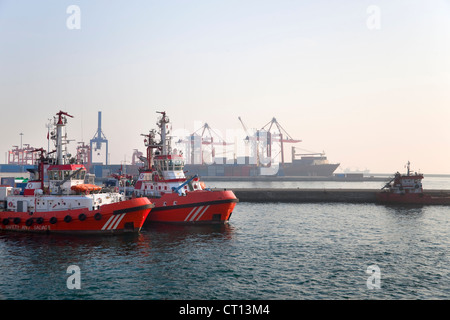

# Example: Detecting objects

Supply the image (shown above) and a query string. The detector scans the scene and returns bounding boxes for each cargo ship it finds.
[183,152,339,177]
[279,150,340,177]
[377,161,450,205]
[0,111,153,234]
[133,111,238,224]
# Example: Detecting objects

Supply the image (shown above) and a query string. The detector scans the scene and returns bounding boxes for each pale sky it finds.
[1,0,449,173]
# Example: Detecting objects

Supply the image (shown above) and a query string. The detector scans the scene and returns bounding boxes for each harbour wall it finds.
[202,175,387,182]
[230,188,450,203]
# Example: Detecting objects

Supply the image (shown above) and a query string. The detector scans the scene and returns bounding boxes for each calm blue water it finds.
[1,179,450,300]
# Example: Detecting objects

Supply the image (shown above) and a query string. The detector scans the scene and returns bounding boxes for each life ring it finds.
[64,215,72,223]
[8,201,13,207]
[13,189,20,195]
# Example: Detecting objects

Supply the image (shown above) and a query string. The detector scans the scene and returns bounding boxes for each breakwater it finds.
[202,175,387,182]
[230,188,450,203]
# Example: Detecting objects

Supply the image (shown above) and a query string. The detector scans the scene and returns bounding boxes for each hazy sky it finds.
[1,0,449,173]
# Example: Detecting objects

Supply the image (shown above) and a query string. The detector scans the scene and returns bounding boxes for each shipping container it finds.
[207,165,216,176]
[224,166,233,176]
[216,166,225,176]
[1,177,15,186]
[241,166,250,176]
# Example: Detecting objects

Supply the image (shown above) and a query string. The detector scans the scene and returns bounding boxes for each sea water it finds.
[0,178,449,300]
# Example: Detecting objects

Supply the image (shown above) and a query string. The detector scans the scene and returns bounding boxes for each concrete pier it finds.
[229,188,450,203]
[202,175,387,182]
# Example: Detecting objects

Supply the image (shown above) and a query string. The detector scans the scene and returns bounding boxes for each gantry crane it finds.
[177,122,232,165]
[238,116,301,166]
[260,117,301,165]
[90,111,109,165]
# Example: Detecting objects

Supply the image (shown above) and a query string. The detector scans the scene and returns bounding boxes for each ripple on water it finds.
[1,202,449,299]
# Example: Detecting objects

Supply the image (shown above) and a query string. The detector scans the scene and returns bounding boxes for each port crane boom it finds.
[261,117,301,164]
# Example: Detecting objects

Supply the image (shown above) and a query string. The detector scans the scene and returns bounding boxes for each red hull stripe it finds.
[151,199,238,212]
[102,213,126,230]
[183,205,211,222]
[184,207,198,221]
[194,205,210,221]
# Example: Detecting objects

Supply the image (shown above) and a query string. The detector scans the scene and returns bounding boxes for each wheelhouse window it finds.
[155,159,184,171]
[75,170,86,180]
[48,169,86,181]
[174,160,184,170]
[168,160,174,170]
[48,170,62,180]
[63,170,71,179]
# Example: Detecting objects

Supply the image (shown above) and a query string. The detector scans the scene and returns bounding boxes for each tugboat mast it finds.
[157,111,171,155]
[141,129,158,171]
[53,111,73,165]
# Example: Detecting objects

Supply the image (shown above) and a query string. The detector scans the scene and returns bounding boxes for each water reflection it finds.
[0,222,237,299]
[0,222,236,255]
[139,223,235,251]
[383,204,425,218]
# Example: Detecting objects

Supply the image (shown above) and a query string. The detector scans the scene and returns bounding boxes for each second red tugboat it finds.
[134,112,238,224]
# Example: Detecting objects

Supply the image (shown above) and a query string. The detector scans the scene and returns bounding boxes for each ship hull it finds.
[376,192,450,205]
[183,163,340,177]
[0,197,153,234]
[143,190,238,224]
[281,163,340,177]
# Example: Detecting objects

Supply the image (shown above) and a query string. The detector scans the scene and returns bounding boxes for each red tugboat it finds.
[134,112,238,224]
[0,111,153,234]
[377,161,450,205]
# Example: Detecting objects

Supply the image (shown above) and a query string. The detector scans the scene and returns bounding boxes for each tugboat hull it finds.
[376,192,450,205]
[144,190,238,224]
[0,197,153,234]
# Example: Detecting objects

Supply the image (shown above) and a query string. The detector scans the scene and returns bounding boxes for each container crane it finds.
[260,117,301,165]
[90,111,109,165]
[76,142,91,171]
[237,116,264,166]
[177,122,232,165]
[238,116,251,143]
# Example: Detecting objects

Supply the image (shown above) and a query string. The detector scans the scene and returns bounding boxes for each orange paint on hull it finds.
[144,190,238,224]
[0,197,153,234]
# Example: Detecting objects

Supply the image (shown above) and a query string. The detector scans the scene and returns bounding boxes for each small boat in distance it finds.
[377,161,450,205]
